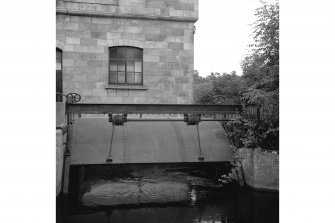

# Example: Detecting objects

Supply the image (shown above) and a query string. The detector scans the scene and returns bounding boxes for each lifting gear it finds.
[184,114,204,161]
[108,114,127,126]
[184,114,201,125]
[106,113,204,162]
[106,115,127,163]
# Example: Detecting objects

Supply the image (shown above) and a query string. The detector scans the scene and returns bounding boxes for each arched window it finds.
[109,46,143,85]
[56,48,63,102]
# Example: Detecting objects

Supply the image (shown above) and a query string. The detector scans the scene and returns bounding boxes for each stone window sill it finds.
[105,84,148,90]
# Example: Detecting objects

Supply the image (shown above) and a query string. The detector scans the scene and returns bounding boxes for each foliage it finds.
[228,1,279,150]
[193,1,279,150]
[193,70,214,103]
[216,0,279,185]
[242,1,279,90]
[218,146,242,185]
[226,113,279,149]
[193,70,245,104]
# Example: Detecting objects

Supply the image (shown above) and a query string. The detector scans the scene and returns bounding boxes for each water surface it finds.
[57,163,278,223]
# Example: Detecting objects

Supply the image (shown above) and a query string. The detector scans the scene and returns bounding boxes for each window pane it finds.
[127,61,135,72]
[134,48,142,60]
[110,48,117,58]
[135,61,142,72]
[118,61,125,71]
[127,48,135,59]
[110,71,117,83]
[135,73,142,84]
[110,60,117,71]
[117,47,127,59]
[118,72,125,83]
[126,72,135,84]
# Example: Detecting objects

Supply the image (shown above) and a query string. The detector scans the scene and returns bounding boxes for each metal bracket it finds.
[108,114,127,126]
[184,114,201,125]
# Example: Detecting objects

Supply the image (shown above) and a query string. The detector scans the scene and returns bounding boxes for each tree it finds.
[192,1,279,150]
[227,1,279,150]
[242,1,279,91]
[193,70,244,104]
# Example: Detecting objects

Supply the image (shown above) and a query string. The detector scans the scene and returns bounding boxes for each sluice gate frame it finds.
[62,102,242,194]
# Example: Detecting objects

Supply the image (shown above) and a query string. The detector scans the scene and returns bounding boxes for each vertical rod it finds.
[106,124,115,162]
[123,124,126,163]
[197,124,204,160]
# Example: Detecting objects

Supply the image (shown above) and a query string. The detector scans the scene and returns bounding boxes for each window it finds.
[56,48,63,102]
[109,47,143,85]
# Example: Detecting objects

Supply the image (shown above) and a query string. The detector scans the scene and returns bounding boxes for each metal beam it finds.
[66,103,242,115]
[126,118,232,122]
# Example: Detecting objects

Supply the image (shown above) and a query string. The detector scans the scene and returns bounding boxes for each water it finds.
[57,163,279,223]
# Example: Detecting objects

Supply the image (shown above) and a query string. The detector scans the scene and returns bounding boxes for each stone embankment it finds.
[56,102,66,196]
[238,148,279,192]
[56,130,65,196]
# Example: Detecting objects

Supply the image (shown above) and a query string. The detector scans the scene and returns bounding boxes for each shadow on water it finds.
[57,163,278,223]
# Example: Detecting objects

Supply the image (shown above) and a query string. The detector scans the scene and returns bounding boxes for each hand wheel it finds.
[66,93,81,103]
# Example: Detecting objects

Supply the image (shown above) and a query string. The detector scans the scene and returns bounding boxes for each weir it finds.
[59,102,242,194]
[70,117,232,164]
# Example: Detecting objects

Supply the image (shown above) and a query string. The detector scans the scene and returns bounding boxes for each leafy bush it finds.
[193,70,245,104]
[234,1,279,150]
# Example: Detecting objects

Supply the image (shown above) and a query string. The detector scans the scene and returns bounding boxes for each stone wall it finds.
[56,0,198,20]
[239,148,279,191]
[56,130,65,196]
[56,0,198,104]
[56,102,66,127]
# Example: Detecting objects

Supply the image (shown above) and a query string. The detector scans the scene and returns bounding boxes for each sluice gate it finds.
[61,103,242,193]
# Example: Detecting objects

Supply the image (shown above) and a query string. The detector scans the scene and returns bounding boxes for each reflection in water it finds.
[57,164,278,223]
[190,188,197,205]
[82,179,191,206]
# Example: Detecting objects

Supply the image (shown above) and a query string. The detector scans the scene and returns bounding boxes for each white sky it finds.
[194,0,276,76]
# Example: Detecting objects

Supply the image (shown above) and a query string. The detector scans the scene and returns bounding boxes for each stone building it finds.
[55,2,236,197]
[56,0,198,104]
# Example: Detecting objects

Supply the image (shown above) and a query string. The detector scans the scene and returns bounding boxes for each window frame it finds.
[108,46,144,86]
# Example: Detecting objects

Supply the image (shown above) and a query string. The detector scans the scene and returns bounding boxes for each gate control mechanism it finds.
[184,114,201,125]
[106,113,205,162]
[65,103,242,164]
[108,114,127,126]
[66,93,81,104]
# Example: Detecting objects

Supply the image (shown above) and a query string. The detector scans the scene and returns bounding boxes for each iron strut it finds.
[106,124,115,163]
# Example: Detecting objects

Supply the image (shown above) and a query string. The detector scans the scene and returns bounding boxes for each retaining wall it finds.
[56,102,66,127]
[239,148,279,191]
[56,130,65,196]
